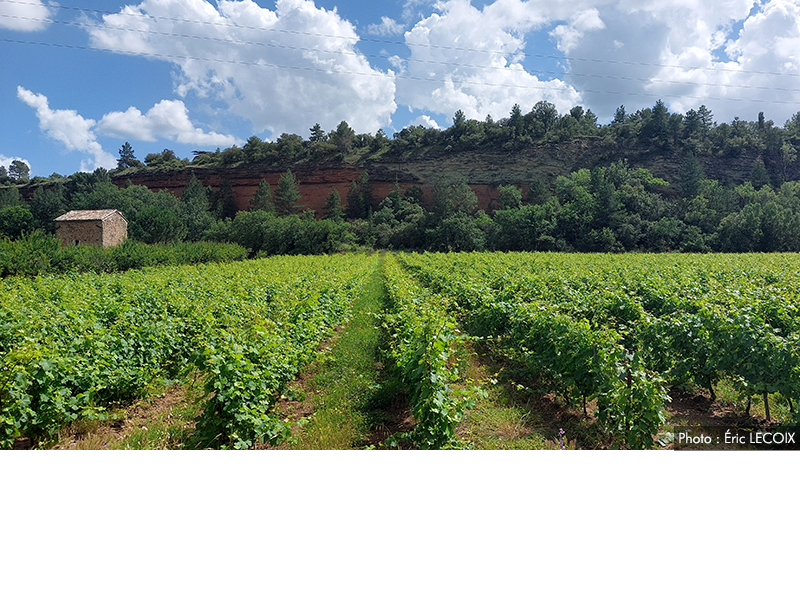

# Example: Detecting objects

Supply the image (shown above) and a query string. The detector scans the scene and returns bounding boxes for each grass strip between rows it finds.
[290,257,390,449]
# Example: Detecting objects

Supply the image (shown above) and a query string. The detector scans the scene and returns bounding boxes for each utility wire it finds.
[4,10,800,97]
[4,35,800,108]
[3,0,800,80]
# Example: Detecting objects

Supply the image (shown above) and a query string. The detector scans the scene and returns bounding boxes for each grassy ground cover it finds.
[277,255,413,449]
[17,250,800,450]
[50,380,206,449]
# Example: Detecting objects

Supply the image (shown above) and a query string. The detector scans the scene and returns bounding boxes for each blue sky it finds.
[2,0,800,177]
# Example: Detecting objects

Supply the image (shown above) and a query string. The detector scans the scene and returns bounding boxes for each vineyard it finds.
[395,252,800,447]
[2,251,799,449]
[0,254,373,449]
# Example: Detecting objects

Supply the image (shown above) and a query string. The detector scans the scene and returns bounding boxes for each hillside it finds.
[7,101,800,256]
[109,137,769,215]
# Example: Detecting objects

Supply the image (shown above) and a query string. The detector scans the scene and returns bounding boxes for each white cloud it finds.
[612,0,800,123]
[18,87,237,170]
[402,0,436,23]
[17,87,117,171]
[410,114,444,128]
[397,0,581,122]
[0,155,30,171]
[550,9,605,53]
[67,0,800,139]
[391,0,800,126]
[85,0,397,138]
[367,16,406,36]
[97,100,239,146]
[0,0,51,32]
[458,0,797,123]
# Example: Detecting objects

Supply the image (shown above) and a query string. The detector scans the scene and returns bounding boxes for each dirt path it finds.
[664,388,767,429]
[50,383,203,450]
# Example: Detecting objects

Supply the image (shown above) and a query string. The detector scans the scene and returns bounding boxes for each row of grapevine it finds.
[0,254,375,448]
[381,255,474,449]
[397,252,800,447]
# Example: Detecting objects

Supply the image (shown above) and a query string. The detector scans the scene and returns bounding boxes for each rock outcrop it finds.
[109,139,769,215]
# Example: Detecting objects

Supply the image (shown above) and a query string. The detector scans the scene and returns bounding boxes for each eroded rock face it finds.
[105,139,770,216]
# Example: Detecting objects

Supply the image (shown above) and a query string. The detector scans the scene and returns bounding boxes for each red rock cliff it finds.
[109,139,767,216]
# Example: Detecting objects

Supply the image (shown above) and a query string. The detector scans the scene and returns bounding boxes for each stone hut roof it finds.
[55,209,128,224]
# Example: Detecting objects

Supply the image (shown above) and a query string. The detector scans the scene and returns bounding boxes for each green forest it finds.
[4,99,800,263]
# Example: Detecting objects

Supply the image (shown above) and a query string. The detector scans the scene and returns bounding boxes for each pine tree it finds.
[359,170,373,214]
[275,169,301,215]
[309,123,326,143]
[345,180,363,220]
[181,174,215,240]
[249,179,274,212]
[750,158,771,190]
[678,151,705,199]
[323,189,344,221]
[117,142,142,169]
[215,180,238,220]
[8,160,30,183]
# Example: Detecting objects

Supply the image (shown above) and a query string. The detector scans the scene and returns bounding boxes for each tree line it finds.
[208,158,800,254]
[4,99,800,256]
[4,155,800,255]
[98,100,800,190]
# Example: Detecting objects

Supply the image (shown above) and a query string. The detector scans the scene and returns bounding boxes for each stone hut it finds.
[54,209,128,248]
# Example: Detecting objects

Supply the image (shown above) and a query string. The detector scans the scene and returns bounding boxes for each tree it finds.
[309,123,326,143]
[213,180,238,220]
[181,173,215,241]
[29,182,66,232]
[331,121,356,154]
[117,142,142,169]
[526,177,552,204]
[528,101,559,139]
[323,189,344,221]
[383,182,404,212]
[452,109,466,131]
[428,213,485,252]
[220,145,244,166]
[144,149,180,168]
[642,100,671,149]
[346,180,365,220]
[276,133,304,161]
[275,169,301,215]
[9,160,30,183]
[0,186,21,208]
[358,170,373,213]
[749,158,771,190]
[716,203,763,252]
[781,142,797,181]
[678,151,705,199]
[509,104,524,138]
[345,171,373,220]
[370,129,390,152]
[243,136,269,163]
[135,203,186,243]
[432,175,478,219]
[404,185,424,205]
[697,105,714,131]
[497,185,522,209]
[249,179,274,212]
[0,205,34,239]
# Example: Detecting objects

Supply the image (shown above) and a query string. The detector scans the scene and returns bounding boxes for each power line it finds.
[4,0,800,81]
[4,35,800,109]
[6,10,800,95]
